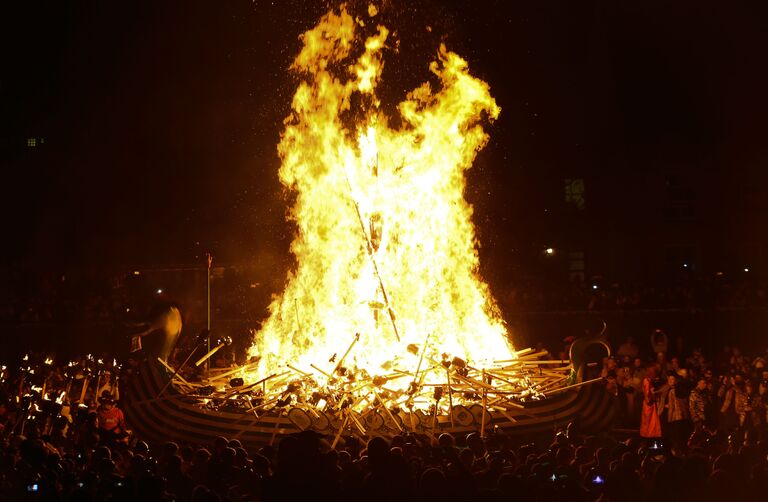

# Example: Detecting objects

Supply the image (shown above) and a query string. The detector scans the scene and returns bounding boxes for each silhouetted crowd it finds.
[2,338,768,501]
[598,331,768,449]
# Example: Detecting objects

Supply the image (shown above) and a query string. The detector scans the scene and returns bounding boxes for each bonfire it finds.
[163,5,584,441]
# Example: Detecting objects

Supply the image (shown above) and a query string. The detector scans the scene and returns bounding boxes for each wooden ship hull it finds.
[124,356,615,450]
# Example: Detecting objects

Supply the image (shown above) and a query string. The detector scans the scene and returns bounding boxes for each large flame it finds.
[249,6,513,379]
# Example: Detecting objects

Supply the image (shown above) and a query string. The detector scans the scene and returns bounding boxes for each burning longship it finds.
[125,6,613,448]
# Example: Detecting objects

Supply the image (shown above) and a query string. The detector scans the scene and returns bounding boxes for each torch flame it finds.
[249,6,512,381]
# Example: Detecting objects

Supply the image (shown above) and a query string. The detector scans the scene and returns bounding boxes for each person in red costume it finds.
[640,366,662,439]
[96,390,127,446]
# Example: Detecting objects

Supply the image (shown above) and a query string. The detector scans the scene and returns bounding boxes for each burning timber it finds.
[124,333,614,449]
[125,8,618,447]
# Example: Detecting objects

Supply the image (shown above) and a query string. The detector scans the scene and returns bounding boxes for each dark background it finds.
[1,1,767,353]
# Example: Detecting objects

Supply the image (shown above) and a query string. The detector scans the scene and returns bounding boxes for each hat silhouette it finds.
[99,390,116,404]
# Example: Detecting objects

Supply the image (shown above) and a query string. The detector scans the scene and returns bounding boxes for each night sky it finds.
[2,1,767,287]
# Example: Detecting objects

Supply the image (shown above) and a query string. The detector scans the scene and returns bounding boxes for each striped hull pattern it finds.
[124,360,615,449]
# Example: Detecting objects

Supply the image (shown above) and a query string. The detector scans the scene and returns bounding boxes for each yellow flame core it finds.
[249,7,513,380]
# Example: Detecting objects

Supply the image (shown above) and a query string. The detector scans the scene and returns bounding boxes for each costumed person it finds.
[97,369,119,403]
[640,366,662,440]
[719,375,741,433]
[129,301,182,361]
[735,381,754,430]
[754,375,767,428]
[688,377,713,448]
[96,390,127,447]
[689,377,710,433]
[660,373,691,453]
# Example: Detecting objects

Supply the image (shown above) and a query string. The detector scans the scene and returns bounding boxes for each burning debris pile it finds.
[159,5,585,437]
[165,342,576,442]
